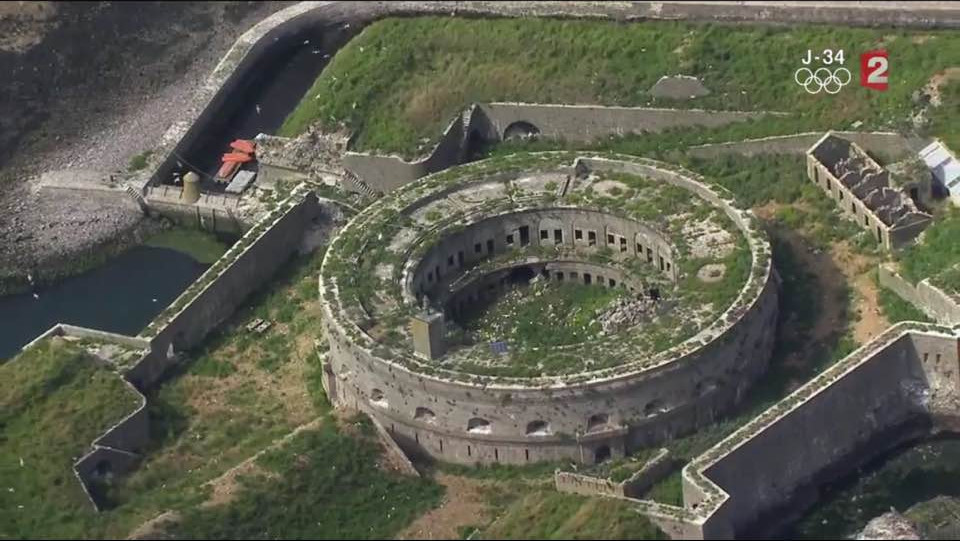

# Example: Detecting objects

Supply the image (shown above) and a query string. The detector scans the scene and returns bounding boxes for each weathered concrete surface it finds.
[665,324,960,539]
[321,155,779,466]
[148,191,322,354]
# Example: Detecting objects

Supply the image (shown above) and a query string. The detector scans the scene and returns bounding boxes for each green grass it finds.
[0,338,141,539]
[644,470,683,506]
[436,459,563,481]
[687,154,808,207]
[282,17,960,158]
[128,150,153,172]
[144,227,231,264]
[463,281,624,349]
[481,487,667,540]
[899,207,960,284]
[167,414,443,539]
[928,79,960,151]
[4,247,336,538]
[876,279,933,324]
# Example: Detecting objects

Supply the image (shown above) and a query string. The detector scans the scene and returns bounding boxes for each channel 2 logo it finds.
[793,49,889,94]
[861,50,889,91]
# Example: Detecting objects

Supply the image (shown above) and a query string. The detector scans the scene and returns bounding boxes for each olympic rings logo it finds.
[794,67,852,94]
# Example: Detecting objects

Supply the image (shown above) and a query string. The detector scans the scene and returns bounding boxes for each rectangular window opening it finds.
[519,226,530,246]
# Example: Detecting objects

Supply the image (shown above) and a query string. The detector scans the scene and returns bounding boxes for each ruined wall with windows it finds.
[806,133,932,250]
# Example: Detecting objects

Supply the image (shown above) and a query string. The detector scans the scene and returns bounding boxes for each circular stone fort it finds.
[319,152,779,465]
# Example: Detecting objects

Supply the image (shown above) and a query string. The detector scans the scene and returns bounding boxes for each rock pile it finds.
[856,510,921,540]
[255,124,351,183]
[597,295,659,334]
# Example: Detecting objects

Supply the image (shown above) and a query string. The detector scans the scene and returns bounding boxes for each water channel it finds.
[1,23,339,359]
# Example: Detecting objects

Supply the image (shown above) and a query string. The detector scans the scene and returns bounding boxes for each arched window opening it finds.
[526,420,552,436]
[467,417,492,434]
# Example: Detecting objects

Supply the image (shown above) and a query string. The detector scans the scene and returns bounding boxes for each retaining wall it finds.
[684,131,924,161]
[147,191,321,354]
[554,448,673,499]
[145,185,248,234]
[878,264,960,325]
[343,104,773,193]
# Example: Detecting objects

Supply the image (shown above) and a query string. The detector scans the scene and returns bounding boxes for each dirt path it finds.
[395,473,489,540]
[831,241,888,343]
[202,417,325,508]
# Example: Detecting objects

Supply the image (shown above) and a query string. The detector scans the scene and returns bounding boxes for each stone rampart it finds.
[144,189,321,354]
[878,264,960,325]
[342,104,773,192]
[665,324,960,539]
[554,448,673,499]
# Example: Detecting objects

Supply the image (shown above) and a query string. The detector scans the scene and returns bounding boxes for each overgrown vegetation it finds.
[283,17,960,157]
[899,207,960,284]
[463,281,624,348]
[167,414,443,539]
[128,150,153,172]
[876,280,933,324]
[480,487,667,540]
[0,338,140,539]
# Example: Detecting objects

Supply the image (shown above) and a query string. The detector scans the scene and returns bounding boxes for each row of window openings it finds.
[426,233,671,285]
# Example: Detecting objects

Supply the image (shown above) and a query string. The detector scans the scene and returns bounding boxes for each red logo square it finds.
[861,50,889,91]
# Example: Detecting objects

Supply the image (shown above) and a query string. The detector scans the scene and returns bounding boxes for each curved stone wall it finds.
[410,207,678,304]
[320,153,779,465]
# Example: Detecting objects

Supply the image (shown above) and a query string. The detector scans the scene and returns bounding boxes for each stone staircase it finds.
[124,184,150,213]
[344,170,379,198]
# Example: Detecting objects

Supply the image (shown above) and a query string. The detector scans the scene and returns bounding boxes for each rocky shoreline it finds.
[0,2,290,294]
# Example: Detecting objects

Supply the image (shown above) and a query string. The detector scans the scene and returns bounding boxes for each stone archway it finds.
[503,120,540,141]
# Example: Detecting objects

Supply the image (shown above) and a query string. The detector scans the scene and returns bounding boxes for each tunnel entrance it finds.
[503,121,540,141]
[507,265,536,285]
[594,445,612,464]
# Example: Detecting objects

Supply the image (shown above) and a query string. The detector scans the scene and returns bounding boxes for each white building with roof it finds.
[919,140,960,205]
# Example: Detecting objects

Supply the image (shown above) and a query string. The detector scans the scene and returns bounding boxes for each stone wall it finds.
[147,191,321,354]
[554,448,673,499]
[878,264,960,325]
[665,324,960,539]
[343,104,772,192]
[700,333,929,535]
[145,185,248,234]
[685,131,923,161]
[555,470,627,498]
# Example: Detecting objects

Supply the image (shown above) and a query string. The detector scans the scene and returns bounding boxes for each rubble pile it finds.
[596,295,659,334]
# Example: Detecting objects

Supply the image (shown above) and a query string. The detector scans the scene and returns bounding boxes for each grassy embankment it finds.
[0,338,141,539]
[281,17,960,158]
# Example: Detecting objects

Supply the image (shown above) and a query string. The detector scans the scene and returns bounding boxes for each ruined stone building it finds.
[806,133,933,250]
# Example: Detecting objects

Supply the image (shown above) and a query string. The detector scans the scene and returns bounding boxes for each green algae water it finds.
[0,228,231,360]
[787,436,960,539]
